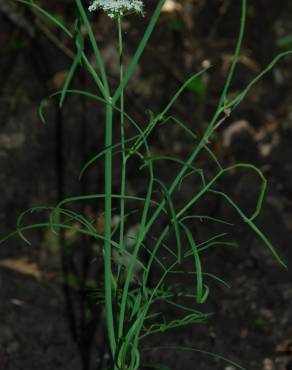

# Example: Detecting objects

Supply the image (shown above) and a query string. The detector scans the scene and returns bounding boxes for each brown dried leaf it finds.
[0,256,42,281]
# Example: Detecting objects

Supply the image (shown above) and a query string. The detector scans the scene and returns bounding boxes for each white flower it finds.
[89,0,144,18]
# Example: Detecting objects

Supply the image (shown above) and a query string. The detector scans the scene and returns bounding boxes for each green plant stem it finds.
[112,0,166,104]
[75,0,109,92]
[116,121,156,358]
[104,101,117,359]
[117,169,155,366]
[118,17,127,256]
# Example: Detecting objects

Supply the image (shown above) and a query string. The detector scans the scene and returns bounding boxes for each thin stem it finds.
[104,101,117,358]
[117,156,155,361]
[75,0,109,93]
[217,0,246,110]
[112,0,166,104]
[118,17,127,255]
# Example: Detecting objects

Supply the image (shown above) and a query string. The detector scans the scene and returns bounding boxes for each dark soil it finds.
[1,1,292,370]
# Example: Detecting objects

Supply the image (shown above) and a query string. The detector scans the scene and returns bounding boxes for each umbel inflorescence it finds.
[89,0,144,18]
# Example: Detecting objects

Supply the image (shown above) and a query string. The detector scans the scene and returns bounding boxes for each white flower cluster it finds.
[89,0,144,18]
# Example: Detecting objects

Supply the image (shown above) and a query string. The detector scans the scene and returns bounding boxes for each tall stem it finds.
[104,100,116,358]
[118,17,126,254]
